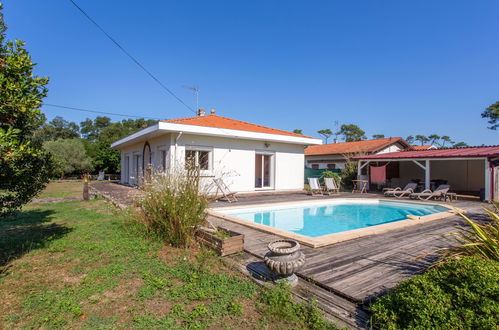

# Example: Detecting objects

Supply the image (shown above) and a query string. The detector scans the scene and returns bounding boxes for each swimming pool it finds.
[210,199,453,247]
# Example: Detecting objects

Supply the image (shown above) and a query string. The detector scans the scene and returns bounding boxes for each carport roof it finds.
[353,145,499,160]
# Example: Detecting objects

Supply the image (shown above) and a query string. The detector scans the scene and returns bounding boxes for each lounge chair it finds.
[384,183,417,198]
[308,178,323,196]
[409,185,450,201]
[213,178,238,203]
[324,177,340,195]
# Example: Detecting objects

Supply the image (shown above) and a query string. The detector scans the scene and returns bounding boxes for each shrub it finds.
[259,282,335,329]
[370,256,499,329]
[320,170,341,188]
[43,138,93,178]
[441,207,498,262]
[132,168,208,248]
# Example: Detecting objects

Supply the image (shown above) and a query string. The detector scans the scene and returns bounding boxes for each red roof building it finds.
[354,146,499,201]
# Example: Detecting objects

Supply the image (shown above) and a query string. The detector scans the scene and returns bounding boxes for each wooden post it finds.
[425,160,431,190]
[83,173,89,201]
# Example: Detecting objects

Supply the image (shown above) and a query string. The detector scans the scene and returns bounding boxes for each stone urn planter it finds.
[264,239,305,286]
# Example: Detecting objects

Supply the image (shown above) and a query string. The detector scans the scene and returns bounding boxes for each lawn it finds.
[35,180,83,199]
[0,198,333,329]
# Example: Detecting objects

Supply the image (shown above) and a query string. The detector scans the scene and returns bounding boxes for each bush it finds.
[441,207,499,262]
[132,168,208,248]
[320,170,341,188]
[43,138,93,178]
[259,282,335,329]
[370,256,499,329]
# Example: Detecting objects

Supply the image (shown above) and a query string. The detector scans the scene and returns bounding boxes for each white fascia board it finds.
[110,123,160,149]
[111,121,322,149]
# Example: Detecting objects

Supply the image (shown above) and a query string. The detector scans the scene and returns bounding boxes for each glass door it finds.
[255,154,273,189]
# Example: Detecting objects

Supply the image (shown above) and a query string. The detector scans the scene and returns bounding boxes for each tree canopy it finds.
[481,101,498,130]
[338,124,366,142]
[43,139,93,178]
[33,116,80,143]
[0,5,53,216]
[317,129,333,144]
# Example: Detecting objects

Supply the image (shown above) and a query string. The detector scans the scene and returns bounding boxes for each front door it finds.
[255,153,273,189]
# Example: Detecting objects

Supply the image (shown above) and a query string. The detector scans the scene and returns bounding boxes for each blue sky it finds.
[4,0,499,145]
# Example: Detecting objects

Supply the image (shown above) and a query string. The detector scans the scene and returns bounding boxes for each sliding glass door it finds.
[255,153,273,189]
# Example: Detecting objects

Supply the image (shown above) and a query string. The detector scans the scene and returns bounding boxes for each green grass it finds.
[35,180,83,199]
[0,199,334,329]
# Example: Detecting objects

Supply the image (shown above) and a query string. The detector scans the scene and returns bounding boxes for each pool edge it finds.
[207,199,462,248]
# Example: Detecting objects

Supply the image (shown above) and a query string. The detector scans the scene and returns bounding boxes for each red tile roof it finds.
[412,145,435,150]
[354,146,499,160]
[304,137,409,156]
[164,114,312,138]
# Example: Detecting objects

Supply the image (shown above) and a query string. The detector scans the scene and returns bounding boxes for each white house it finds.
[110,110,322,193]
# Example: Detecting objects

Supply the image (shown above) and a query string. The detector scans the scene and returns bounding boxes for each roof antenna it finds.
[182,85,199,110]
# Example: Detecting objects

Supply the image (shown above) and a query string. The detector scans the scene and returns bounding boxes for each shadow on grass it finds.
[0,209,72,275]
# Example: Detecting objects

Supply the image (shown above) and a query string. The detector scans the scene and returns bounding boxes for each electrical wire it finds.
[68,0,196,115]
[43,103,162,120]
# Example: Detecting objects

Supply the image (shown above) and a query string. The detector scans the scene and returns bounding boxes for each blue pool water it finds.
[219,200,448,237]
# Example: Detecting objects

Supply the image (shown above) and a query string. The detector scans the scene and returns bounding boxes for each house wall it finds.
[398,159,485,193]
[117,132,305,193]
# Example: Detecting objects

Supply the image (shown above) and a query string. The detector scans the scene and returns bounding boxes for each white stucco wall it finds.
[116,132,305,193]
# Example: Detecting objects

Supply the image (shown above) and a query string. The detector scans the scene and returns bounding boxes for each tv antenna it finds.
[182,85,199,110]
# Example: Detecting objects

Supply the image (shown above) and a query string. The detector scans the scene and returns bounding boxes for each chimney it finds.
[210,109,216,115]
[197,108,206,116]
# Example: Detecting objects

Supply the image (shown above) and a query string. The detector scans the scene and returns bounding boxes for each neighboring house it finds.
[412,145,437,150]
[304,137,412,170]
[110,109,322,193]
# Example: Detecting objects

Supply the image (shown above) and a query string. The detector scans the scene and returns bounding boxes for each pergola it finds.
[354,146,499,201]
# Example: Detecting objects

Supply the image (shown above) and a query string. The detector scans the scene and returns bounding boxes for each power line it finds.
[68,0,197,115]
[43,103,162,120]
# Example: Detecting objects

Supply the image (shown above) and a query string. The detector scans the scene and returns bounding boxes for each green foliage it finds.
[405,135,414,144]
[452,141,469,148]
[442,207,499,261]
[481,101,499,130]
[260,283,335,329]
[339,158,358,189]
[320,170,341,188]
[83,117,156,173]
[43,139,93,178]
[370,257,499,329]
[132,168,208,247]
[338,124,366,142]
[293,129,303,134]
[33,116,80,143]
[372,134,385,139]
[317,129,333,144]
[414,134,429,146]
[0,5,53,217]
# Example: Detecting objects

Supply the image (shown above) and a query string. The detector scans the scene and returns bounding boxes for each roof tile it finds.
[164,114,312,138]
[305,137,408,156]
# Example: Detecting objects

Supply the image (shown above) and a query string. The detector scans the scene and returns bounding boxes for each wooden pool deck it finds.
[208,193,488,304]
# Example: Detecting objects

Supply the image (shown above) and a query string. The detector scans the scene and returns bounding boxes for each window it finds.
[327,164,336,170]
[311,164,319,169]
[185,150,210,170]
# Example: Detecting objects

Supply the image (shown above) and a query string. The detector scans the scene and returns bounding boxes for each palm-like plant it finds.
[442,207,499,262]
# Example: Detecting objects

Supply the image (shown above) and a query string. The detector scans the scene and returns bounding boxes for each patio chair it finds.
[409,185,450,201]
[308,178,323,196]
[324,177,340,195]
[213,178,238,203]
[384,183,417,198]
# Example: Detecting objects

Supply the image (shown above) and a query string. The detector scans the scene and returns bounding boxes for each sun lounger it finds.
[213,178,238,203]
[324,177,340,195]
[409,185,450,201]
[308,178,323,195]
[384,183,417,198]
